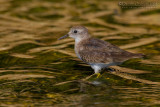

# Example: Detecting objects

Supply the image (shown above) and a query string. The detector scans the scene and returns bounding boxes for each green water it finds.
[0,0,160,106]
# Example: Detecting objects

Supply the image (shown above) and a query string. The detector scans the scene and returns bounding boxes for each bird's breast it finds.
[75,49,82,60]
[75,43,84,61]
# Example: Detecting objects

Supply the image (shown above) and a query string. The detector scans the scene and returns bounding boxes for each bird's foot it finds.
[96,73,101,78]
[106,67,118,72]
[82,73,102,81]
[82,73,96,81]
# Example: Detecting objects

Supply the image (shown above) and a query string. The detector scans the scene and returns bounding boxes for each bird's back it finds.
[76,38,143,64]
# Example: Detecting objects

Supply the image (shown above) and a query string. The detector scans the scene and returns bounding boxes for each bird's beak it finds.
[58,34,69,40]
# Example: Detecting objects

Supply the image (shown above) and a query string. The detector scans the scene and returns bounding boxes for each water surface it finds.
[0,0,160,106]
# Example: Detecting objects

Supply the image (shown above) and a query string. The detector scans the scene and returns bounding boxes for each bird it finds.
[58,26,144,78]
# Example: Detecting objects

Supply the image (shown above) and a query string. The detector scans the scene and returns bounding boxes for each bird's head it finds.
[58,26,90,41]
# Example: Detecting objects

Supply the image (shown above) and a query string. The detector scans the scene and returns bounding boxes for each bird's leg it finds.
[94,67,102,78]
[82,72,101,81]
[96,73,101,78]
[82,65,102,81]
[82,73,96,81]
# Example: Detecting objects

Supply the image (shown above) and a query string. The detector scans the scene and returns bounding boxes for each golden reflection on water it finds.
[0,0,160,106]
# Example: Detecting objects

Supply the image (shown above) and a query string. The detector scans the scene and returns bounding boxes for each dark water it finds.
[0,0,160,106]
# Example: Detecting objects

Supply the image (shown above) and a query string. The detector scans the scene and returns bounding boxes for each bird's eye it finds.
[74,30,78,33]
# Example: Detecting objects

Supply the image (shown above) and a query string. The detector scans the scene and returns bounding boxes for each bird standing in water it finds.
[58,26,143,78]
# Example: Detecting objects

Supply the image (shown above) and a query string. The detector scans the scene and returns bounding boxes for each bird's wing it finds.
[78,38,139,63]
[79,50,112,63]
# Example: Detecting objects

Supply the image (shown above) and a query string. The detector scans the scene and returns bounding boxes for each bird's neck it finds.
[74,37,90,52]
[75,35,91,45]
[75,37,82,44]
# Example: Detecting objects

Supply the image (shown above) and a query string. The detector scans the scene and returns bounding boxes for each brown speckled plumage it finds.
[76,38,143,64]
[59,26,143,74]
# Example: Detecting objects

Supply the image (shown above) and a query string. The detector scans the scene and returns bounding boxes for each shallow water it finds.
[0,0,160,106]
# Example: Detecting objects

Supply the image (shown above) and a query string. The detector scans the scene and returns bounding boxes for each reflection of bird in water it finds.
[58,26,144,78]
